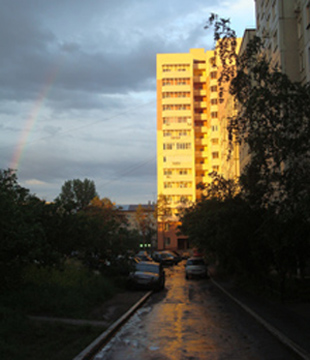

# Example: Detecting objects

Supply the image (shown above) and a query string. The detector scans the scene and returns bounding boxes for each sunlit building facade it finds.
[156,48,240,251]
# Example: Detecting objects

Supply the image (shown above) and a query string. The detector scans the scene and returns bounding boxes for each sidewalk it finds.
[209,268,310,360]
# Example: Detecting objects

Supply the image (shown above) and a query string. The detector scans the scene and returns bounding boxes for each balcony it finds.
[162,110,192,117]
[162,97,191,105]
[194,89,207,96]
[193,76,207,83]
[163,188,194,196]
[195,163,209,171]
[195,138,208,146]
[194,114,207,121]
[194,102,207,108]
[193,63,206,70]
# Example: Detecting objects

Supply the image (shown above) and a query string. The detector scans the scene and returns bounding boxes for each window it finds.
[211,98,218,105]
[211,138,219,145]
[272,1,276,20]
[212,125,218,131]
[273,30,278,52]
[163,143,174,150]
[212,165,219,172]
[300,51,305,71]
[176,143,191,150]
[210,71,217,79]
[307,3,310,29]
[212,152,219,159]
[211,112,218,119]
[210,85,218,92]
[209,57,216,67]
[297,20,302,39]
[165,237,171,246]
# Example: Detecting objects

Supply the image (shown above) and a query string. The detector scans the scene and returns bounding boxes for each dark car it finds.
[152,251,175,266]
[135,251,153,262]
[166,250,182,264]
[128,261,165,291]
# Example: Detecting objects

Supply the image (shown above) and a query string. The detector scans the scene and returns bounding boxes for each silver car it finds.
[185,257,208,279]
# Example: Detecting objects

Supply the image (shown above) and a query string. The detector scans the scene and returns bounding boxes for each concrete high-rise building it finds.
[255,0,310,83]
[239,0,310,174]
[156,48,240,251]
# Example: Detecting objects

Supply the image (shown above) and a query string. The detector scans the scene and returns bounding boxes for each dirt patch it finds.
[88,290,148,325]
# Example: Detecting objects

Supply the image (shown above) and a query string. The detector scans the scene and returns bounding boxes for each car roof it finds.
[137,260,159,266]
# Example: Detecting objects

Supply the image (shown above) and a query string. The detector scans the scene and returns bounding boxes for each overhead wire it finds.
[0,99,156,150]
[97,154,156,189]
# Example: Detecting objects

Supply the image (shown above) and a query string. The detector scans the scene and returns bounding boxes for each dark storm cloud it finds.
[0,0,254,203]
[0,0,217,108]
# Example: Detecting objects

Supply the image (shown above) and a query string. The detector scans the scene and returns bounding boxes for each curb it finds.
[211,278,310,360]
[72,290,153,360]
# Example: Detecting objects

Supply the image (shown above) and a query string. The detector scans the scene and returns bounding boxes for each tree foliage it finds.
[0,170,63,289]
[55,178,98,212]
[179,15,310,297]
[134,204,156,247]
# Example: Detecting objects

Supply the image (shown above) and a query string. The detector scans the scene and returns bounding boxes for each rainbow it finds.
[10,62,61,171]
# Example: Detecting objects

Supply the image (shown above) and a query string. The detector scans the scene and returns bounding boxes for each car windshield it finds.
[187,259,205,266]
[136,263,159,274]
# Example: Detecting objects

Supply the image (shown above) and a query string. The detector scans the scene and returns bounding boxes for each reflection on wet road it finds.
[93,262,299,360]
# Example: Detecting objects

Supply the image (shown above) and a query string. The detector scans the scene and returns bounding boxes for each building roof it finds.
[117,204,155,212]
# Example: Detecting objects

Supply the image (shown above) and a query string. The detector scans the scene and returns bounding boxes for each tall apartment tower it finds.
[156,48,238,251]
[255,0,310,83]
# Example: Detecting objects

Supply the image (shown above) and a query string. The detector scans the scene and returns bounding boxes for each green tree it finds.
[76,197,135,272]
[204,15,310,293]
[0,169,62,289]
[55,178,98,212]
[206,14,310,218]
[156,194,172,250]
[134,204,156,249]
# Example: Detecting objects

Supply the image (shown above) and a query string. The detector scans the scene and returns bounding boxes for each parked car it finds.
[185,257,208,279]
[166,250,182,264]
[152,251,176,266]
[135,251,153,262]
[128,261,165,291]
[182,251,190,260]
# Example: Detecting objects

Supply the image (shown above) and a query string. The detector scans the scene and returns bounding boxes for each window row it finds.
[164,182,193,189]
[162,78,190,86]
[164,195,193,204]
[163,143,192,150]
[163,116,191,124]
[164,169,191,176]
[163,104,191,111]
[162,64,190,72]
[163,130,190,137]
[162,92,190,98]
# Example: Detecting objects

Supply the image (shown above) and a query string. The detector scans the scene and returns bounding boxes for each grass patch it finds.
[1,262,122,319]
[0,262,126,359]
[0,311,104,360]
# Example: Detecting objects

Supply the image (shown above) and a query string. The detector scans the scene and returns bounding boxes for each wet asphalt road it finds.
[93,262,300,360]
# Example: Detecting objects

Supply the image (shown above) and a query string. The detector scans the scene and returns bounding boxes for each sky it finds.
[0,0,255,205]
